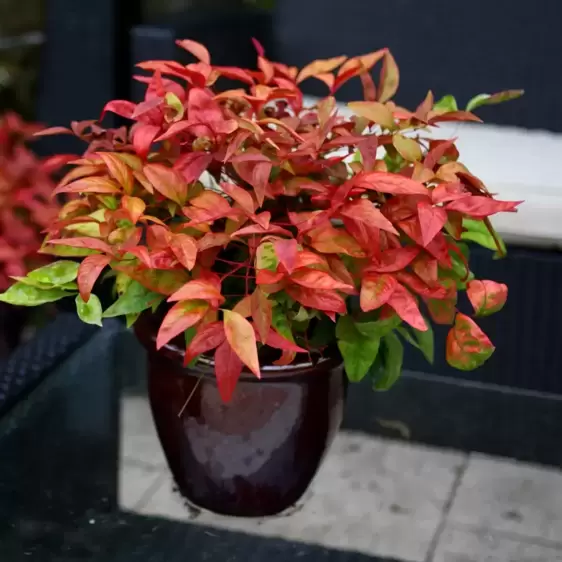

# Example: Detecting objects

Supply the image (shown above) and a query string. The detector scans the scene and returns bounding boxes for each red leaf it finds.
[396,271,447,299]
[169,233,198,270]
[386,284,427,331]
[144,163,187,205]
[176,39,211,64]
[360,273,397,312]
[357,172,429,196]
[417,201,448,246]
[156,300,209,349]
[232,158,272,207]
[220,182,256,215]
[184,321,225,365]
[132,124,160,157]
[431,182,468,204]
[101,100,136,119]
[446,312,494,370]
[429,111,482,124]
[168,279,224,304]
[294,251,328,270]
[77,254,111,302]
[223,310,261,378]
[256,269,284,285]
[467,280,508,317]
[53,176,120,196]
[47,237,113,255]
[274,239,298,274]
[214,341,243,403]
[445,197,522,218]
[290,268,354,291]
[252,37,266,57]
[427,297,457,325]
[174,152,213,184]
[340,199,398,235]
[365,247,420,273]
[424,139,457,170]
[265,329,306,353]
[251,288,272,342]
[286,285,347,314]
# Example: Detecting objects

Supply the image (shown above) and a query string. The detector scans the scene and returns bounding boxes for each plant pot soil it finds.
[135,315,347,517]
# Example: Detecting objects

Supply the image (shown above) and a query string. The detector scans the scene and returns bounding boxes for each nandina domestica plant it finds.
[0,112,65,290]
[0,40,523,401]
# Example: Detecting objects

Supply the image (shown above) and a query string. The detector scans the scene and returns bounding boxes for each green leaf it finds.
[10,276,57,289]
[0,282,71,306]
[372,332,404,391]
[433,95,458,113]
[397,322,434,363]
[256,242,278,272]
[103,280,163,318]
[126,313,140,328]
[98,195,119,210]
[75,294,103,326]
[40,240,96,257]
[271,306,296,343]
[355,315,401,338]
[28,260,79,286]
[336,316,381,382]
[466,90,524,113]
[461,218,507,257]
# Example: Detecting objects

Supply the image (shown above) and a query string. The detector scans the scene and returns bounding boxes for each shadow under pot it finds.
[134,316,346,517]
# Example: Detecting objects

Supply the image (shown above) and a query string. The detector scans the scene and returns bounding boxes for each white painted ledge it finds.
[304,96,562,248]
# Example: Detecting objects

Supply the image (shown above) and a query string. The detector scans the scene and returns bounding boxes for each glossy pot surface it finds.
[135,317,346,517]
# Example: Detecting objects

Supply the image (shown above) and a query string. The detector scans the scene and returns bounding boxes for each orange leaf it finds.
[98,152,134,194]
[290,268,354,291]
[223,310,260,378]
[347,101,395,129]
[156,300,209,349]
[121,196,146,223]
[168,233,198,270]
[176,39,211,64]
[378,50,399,103]
[360,274,397,312]
[251,288,272,342]
[168,279,224,304]
[297,56,347,83]
[77,254,111,302]
[144,163,187,205]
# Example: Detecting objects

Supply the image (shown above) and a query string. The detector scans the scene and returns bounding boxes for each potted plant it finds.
[0,112,69,355]
[0,39,522,516]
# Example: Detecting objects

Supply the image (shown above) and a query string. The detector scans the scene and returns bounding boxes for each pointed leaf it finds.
[446,197,522,218]
[393,134,422,162]
[378,50,399,103]
[446,312,495,370]
[274,239,298,274]
[144,163,187,205]
[168,279,224,304]
[184,321,225,365]
[285,286,347,314]
[467,280,508,317]
[98,152,134,193]
[156,300,209,349]
[290,269,354,291]
[417,201,448,246]
[0,283,70,306]
[386,284,427,331]
[169,233,198,271]
[372,332,404,390]
[340,199,398,235]
[251,288,273,342]
[174,152,213,185]
[357,172,428,195]
[103,280,162,317]
[132,124,160,157]
[347,101,395,129]
[78,254,111,302]
[176,39,211,64]
[28,260,79,286]
[223,310,260,378]
[466,90,524,112]
[76,294,103,326]
[214,341,243,403]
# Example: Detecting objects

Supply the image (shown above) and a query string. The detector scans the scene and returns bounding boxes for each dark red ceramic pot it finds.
[135,316,346,517]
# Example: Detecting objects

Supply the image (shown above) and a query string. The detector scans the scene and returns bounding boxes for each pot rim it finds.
[162,339,342,381]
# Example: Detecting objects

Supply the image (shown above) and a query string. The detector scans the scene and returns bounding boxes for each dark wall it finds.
[274,0,559,131]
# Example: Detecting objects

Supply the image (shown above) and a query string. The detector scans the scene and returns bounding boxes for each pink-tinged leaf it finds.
[358,135,379,169]
[412,255,438,286]
[251,37,265,57]
[169,233,198,270]
[184,321,225,365]
[417,201,448,246]
[232,295,252,318]
[34,126,73,137]
[446,197,522,218]
[274,239,298,274]
[168,279,224,304]
[294,251,329,270]
[251,288,272,343]
[365,246,420,273]
[144,163,187,205]
[347,101,395,129]
[297,56,347,83]
[378,50,399,103]
[446,312,495,370]
[265,329,306,353]
[286,285,347,314]
[431,182,468,204]
[101,100,136,119]
[132,124,160,157]
[214,66,255,85]
[40,154,76,173]
[360,273,397,312]
[467,280,508,317]
[340,199,398,235]
[290,268,354,292]
[197,232,230,251]
[156,300,209,349]
[155,121,192,142]
[174,152,213,185]
[232,157,272,207]
[360,70,377,102]
[424,139,457,170]
[396,271,447,299]
[220,182,255,215]
[122,196,146,223]
[231,224,292,238]
[428,111,482,124]
[223,310,260,378]
[357,172,428,195]
[213,341,243,403]
[53,176,121,196]
[387,284,427,331]
[258,56,275,83]
[77,254,111,302]
[256,269,284,285]
[48,237,113,255]
[176,39,211,64]
[427,297,457,325]
[307,224,366,257]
